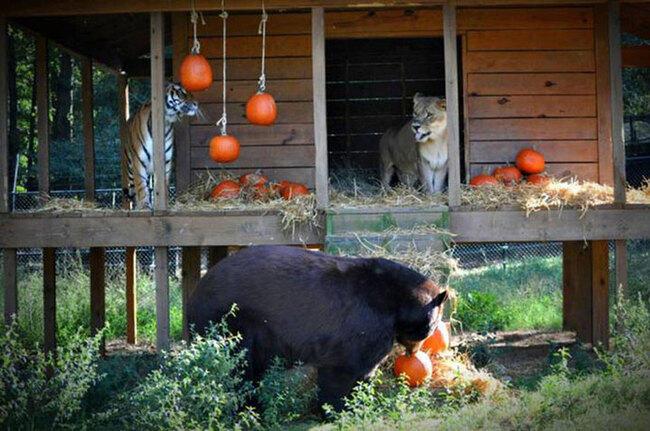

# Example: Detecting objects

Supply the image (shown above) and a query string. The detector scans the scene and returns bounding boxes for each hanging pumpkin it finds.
[209,135,240,163]
[394,351,433,387]
[180,54,212,91]
[246,92,277,126]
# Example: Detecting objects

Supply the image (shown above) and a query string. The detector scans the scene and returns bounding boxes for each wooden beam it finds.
[609,0,625,204]
[82,57,95,201]
[181,246,201,341]
[151,12,167,212]
[155,246,169,352]
[443,1,461,207]
[591,240,609,348]
[89,247,105,353]
[3,248,17,325]
[125,246,137,344]
[622,46,650,68]
[172,12,191,194]
[36,36,49,200]
[43,247,56,354]
[0,18,8,213]
[594,5,613,186]
[312,7,329,209]
[615,239,627,301]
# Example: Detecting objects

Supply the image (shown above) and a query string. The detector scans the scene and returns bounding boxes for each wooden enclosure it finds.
[1,1,649,354]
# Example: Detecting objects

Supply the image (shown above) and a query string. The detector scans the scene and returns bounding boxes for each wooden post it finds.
[0,18,8,213]
[89,248,105,350]
[81,57,95,201]
[3,248,17,325]
[151,11,167,212]
[595,5,614,186]
[562,241,609,348]
[443,1,461,207]
[36,36,49,200]
[615,239,627,302]
[155,246,169,352]
[43,248,56,354]
[118,74,138,344]
[172,12,191,194]
[312,7,329,209]
[181,246,201,341]
[609,0,626,203]
[208,246,228,268]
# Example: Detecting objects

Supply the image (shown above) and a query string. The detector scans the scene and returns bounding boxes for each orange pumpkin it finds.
[516,148,545,174]
[180,54,212,92]
[281,183,309,200]
[469,174,499,187]
[246,92,277,126]
[493,166,523,186]
[251,183,271,199]
[422,321,450,357]
[209,135,240,163]
[211,180,241,199]
[394,351,433,387]
[239,172,269,187]
[525,173,550,186]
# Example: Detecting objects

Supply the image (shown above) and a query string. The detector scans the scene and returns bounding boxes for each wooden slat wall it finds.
[465,7,601,181]
[183,12,315,189]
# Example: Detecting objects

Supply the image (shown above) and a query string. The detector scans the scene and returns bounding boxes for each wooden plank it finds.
[466,51,595,73]
[467,29,593,51]
[194,79,313,103]
[470,162,598,181]
[469,140,599,163]
[208,246,229,268]
[469,118,598,140]
[125,246,137,344]
[151,12,167,211]
[328,208,446,235]
[312,7,328,209]
[191,167,315,189]
[609,0,626,203]
[210,57,312,80]
[43,247,56,354]
[458,7,594,30]
[622,46,650,68]
[462,34,471,184]
[325,9,443,39]
[468,95,596,118]
[591,240,609,348]
[81,58,95,201]
[595,4,614,186]
[468,73,596,96]
[615,239,627,302]
[199,35,311,59]
[89,247,105,353]
[36,36,49,199]
[191,145,315,169]
[118,76,130,209]
[191,124,314,146]
[3,248,17,325]
[155,246,169,352]
[192,102,313,125]
[197,12,311,36]
[444,2,461,208]
[173,12,192,194]
[0,18,7,213]
[562,241,592,341]
[620,3,650,40]
[181,246,200,342]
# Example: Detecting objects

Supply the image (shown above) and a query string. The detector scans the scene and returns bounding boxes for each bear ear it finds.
[431,290,449,308]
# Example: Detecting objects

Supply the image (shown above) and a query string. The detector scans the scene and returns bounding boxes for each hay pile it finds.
[173,171,320,234]
[16,196,124,214]
[461,177,650,216]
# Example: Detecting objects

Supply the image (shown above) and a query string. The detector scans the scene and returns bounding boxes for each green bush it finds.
[455,291,512,332]
[0,322,103,430]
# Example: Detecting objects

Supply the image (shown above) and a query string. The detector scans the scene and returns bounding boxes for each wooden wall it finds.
[176,12,316,189]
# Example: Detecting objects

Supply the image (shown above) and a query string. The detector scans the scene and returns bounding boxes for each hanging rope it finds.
[189,0,206,55]
[257,0,268,93]
[216,0,228,135]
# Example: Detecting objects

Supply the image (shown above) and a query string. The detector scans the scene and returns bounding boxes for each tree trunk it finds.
[52,52,72,143]
[7,29,17,188]
[25,58,38,191]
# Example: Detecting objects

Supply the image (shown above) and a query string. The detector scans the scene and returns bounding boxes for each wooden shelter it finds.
[1,0,649,352]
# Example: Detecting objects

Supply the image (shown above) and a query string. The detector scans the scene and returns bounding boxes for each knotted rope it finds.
[216,0,229,135]
[257,0,268,93]
[189,0,205,55]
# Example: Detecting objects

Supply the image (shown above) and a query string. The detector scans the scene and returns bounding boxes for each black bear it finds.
[187,245,448,410]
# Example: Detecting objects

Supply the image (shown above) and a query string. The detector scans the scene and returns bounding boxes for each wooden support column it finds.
[208,246,229,268]
[43,248,56,354]
[172,12,191,194]
[89,247,105,352]
[562,241,609,348]
[615,240,627,303]
[36,36,49,200]
[155,247,169,352]
[595,4,614,186]
[312,7,329,208]
[3,248,17,325]
[81,58,95,200]
[118,74,138,344]
[609,0,626,204]
[181,246,201,341]
[443,1,461,207]
[0,18,8,214]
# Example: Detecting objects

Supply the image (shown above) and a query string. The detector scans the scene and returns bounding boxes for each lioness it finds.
[379,93,448,193]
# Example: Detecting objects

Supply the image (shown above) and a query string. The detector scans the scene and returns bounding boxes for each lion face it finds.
[411,93,447,143]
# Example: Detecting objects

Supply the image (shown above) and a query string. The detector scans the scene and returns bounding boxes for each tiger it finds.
[123,83,199,209]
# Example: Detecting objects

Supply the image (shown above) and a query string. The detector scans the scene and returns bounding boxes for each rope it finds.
[189,0,205,55]
[216,0,228,135]
[257,0,268,93]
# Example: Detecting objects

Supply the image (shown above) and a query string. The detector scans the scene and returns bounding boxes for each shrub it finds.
[455,291,512,332]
